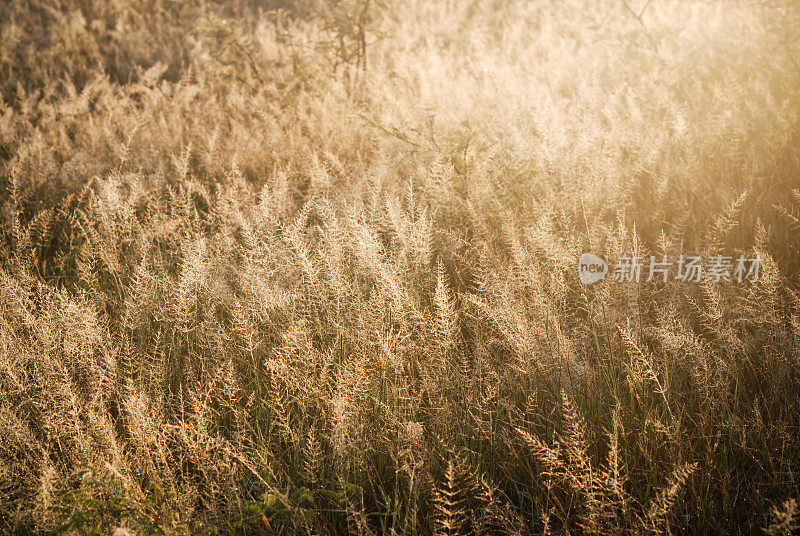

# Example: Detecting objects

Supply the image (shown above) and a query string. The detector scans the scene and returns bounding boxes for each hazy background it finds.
[1,1,799,534]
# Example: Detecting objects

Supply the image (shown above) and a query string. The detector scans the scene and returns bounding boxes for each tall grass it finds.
[1,0,799,534]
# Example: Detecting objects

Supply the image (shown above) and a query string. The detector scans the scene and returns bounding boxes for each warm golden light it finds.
[0,0,798,533]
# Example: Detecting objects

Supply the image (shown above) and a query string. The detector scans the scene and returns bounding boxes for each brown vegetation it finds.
[1,0,799,534]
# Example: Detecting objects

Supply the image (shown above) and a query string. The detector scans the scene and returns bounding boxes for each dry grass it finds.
[1,0,799,534]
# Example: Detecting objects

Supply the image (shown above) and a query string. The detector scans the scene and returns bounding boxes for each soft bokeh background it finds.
[1,1,799,534]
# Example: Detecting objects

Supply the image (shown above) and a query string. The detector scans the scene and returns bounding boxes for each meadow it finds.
[1,0,800,534]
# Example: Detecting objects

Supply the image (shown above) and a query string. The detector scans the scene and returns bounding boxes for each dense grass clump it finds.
[1,0,799,534]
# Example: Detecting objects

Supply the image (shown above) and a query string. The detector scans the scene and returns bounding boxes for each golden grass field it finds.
[1,0,800,534]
